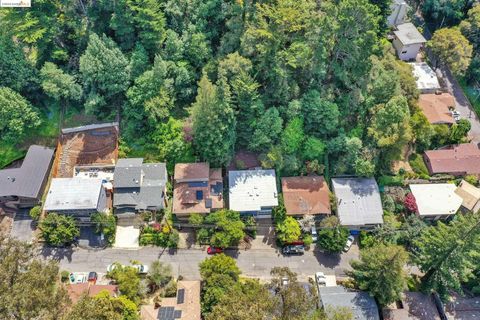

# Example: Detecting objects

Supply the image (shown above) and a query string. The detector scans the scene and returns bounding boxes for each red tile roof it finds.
[67,283,118,304]
[424,144,480,175]
[281,176,331,215]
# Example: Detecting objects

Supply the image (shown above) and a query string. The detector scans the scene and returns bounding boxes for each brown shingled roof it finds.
[418,93,455,125]
[174,163,209,181]
[424,144,480,175]
[67,283,118,304]
[281,176,331,216]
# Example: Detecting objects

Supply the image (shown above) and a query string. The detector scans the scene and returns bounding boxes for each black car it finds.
[282,245,305,255]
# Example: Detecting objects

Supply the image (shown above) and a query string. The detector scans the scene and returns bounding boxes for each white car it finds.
[107,264,119,273]
[315,272,327,287]
[343,235,355,252]
[311,226,318,242]
[133,264,149,274]
[69,272,87,284]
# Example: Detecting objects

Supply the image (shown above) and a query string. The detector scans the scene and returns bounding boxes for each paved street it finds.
[40,245,358,281]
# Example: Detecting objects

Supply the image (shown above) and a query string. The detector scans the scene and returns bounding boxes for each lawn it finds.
[458,78,480,117]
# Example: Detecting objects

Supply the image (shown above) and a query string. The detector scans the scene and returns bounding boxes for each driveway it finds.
[40,245,359,281]
[10,209,35,242]
[114,225,140,248]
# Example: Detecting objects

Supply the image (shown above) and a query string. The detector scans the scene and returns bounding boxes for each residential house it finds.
[0,145,54,208]
[418,93,456,125]
[318,286,380,320]
[331,178,384,230]
[44,178,108,220]
[141,281,201,320]
[113,158,167,218]
[383,292,442,320]
[229,169,278,218]
[423,143,480,176]
[281,176,331,217]
[455,180,480,212]
[172,163,223,218]
[388,0,409,27]
[409,184,463,220]
[410,62,441,93]
[67,283,119,304]
[393,23,426,61]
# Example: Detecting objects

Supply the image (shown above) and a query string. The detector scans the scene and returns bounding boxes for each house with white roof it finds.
[44,178,108,219]
[228,169,278,218]
[331,178,384,230]
[393,23,426,61]
[409,62,441,93]
[409,184,463,220]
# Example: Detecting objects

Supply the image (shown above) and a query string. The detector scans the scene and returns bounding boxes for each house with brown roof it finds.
[382,292,442,320]
[141,280,201,320]
[173,163,223,217]
[418,93,455,125]
[281,176,331,217]
[67,283,119,304]
[455,180,480,212]
[423,144,480,176]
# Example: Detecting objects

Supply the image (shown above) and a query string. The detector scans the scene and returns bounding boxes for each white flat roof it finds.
[394,23,426,45]
[409,184,463,216]
[410,63,441,91]
[228,170,278,212]
[44,178,103,211]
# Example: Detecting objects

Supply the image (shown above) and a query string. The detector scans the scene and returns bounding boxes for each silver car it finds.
[343,235,355,252]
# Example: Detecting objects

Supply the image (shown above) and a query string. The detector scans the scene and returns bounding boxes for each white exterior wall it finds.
[388,1,408,27]
[393,40,422,61]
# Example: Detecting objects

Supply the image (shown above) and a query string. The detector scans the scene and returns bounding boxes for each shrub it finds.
[409,154,429,176]
[29,206,42,221]
[91,212,116,245]
[303,234,313,247]
[317,226,349,253]
[404,193,418,213]
[465,174,479,186]
[359,231,377,248]
[382,195,395,213]
[378,175,404,187]
[60,270,70,283]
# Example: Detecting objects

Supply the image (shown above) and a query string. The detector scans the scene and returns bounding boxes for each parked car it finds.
[106,264,119,273]
[282,245,305,255]
[343,235,355,252]
[133,264,149,274]
[451,110,460,116]
[315,272,327,287]
[207,247,224,255]
[284,240,305,246]
[69,273,87,284]
[88,271,98,283]
[311,226,318,242]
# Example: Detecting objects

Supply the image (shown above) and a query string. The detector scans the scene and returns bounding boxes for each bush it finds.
[404,193,418,213]
[382,195,395,213]
[317,226,349,253]
[409,154,429,176]
[91,212,116,245]
[359,231,377,249]
[39,213,79,247]
[465,174,479,186]
[60,270,70,283]
[378,175,404,187]
[303,234,313,247]
[29,206,42,221]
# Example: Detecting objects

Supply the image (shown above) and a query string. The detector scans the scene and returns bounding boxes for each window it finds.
[401,50,408,54]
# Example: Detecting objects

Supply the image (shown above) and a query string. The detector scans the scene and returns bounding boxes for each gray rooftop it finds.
[113,158,167,210]
[44,178,103,211]
[332,178,384,227]
[319,286,380,320]
[394,23,426,45]
[0,145,54,199]
[61,122,119,134]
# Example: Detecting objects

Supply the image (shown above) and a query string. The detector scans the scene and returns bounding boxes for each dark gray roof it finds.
[0,145,54,199]
[319,286,380,320]
[61,122,118,134]
[113,159,167,210]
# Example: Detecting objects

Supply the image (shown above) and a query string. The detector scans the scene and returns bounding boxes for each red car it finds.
[207,247,223,254]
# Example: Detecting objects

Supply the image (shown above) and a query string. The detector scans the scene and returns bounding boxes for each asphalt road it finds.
[40,246,357,281]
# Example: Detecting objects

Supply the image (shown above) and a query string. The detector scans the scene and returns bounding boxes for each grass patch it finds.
[459,78,480,117]
[409,153,430,177]
[378,175,405,187]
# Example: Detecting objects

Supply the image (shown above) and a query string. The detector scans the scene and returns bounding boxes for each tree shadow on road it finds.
[312,249,342,269]
[39,245,74,262]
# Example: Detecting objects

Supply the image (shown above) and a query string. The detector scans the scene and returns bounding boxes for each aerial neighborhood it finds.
[1,0,480,319]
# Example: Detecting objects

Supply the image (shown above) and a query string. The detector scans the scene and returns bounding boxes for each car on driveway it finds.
[343,235,355,252]
[133,264,149,274]
[315,272,327,287]
[311,226,318,242]
[207,247,224,255]
[282,245,305,255]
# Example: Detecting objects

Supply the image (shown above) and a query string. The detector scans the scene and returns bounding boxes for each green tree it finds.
[301,90,340,138]
[129,43,150,79]
[192,75,236,167]
[199,254,241,281]
[204,209,245,248]
[40,62,82,102]
[268,267,316,320]
[248,107,283,152]
[317,217,350,253]
[188,213,205,228]
[349,244,408,306]
[107,263,142,304]
[0,87,41,143]
[0,236,69,320]
[65,290,138,320]
[281,117,305,154]
[428,27,473,76]
[449,118,471,143]
[423,0,474,27]
[29,206,42,221]
[460,4,480,49]
[411,110,435,152]
[79,34,130,116]
[413,213,480,300]
[91,212,116,245]
[276,216,301,244]
[146,261,173,292]
[39,213,80,247]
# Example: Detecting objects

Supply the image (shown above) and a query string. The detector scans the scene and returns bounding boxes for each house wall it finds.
[96,187,108,213]
[393,40,423,61]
